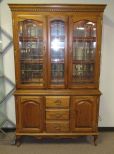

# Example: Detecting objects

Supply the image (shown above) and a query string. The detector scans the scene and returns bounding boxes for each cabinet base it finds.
[15,132,99,146]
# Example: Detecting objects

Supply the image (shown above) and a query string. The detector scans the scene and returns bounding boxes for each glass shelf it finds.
[21,59,43,64]
[73,60,94,64]
[19,36,43,41]
[73,37,96,42]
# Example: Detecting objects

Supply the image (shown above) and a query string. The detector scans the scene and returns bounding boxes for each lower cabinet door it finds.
[16,96,44,133]
[70,96,99,132]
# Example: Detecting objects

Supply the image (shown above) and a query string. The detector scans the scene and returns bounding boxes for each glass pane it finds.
[72,20,96,83]
[18,20,44,84]
[72,64,94,82]
[73,42,96,61]
[50,20,65,84]
[21,63,43,83]
[51,63,64,84]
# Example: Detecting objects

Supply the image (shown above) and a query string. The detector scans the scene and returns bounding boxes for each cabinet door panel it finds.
[70,96,98,132]
[17,96,44,133]
[14,15,47,88]
[48,16,68,88]
[68,15,101,88]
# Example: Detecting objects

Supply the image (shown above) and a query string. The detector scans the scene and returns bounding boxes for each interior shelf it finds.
[19,36,43,41]
[73,37,96,42]
[72,60,95,64]
[21,59,44,64]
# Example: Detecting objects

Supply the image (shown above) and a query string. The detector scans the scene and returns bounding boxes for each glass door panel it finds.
[71,20,96,85]
[51,63,64,84]
[49,20,66,87]
[18,19,45,86]
[72,64,94,82]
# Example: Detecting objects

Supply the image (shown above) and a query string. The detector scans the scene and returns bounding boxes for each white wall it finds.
[1,0,114,127]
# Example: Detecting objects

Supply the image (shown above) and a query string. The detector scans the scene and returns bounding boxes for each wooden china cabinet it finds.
[9,4,106,145]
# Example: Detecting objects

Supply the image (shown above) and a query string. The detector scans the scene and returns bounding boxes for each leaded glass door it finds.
[15,16,47,88]
[69,17,99,88]
[48,17,67,88]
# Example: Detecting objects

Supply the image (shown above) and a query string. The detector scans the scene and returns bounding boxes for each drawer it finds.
[46,121,69,133]
[46,96,70,108]
[46,109,69,120]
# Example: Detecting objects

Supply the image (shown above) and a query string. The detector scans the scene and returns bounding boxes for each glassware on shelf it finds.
[72,63,94,82]
[21,63,43,84]
[73,20,96,38]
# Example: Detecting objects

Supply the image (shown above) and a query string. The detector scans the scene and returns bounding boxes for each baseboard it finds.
[99,127,114,131]
[2,128,16,132]
[2,127,114,132]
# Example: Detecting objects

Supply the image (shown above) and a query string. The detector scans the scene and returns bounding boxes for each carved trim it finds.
[9,4,106,12]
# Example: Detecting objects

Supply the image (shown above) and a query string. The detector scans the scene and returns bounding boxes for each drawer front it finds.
[46,122,69,133]
[46,109,69,120]
[46,96,70,108]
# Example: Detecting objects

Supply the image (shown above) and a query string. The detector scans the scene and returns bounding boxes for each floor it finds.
[0,132,114,154]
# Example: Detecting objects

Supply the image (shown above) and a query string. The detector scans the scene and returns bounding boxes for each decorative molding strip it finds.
[9,4,106,13]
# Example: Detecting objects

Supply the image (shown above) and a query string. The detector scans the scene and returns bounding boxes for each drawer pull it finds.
[54,125,61,130]
[54,99,62,106]
[55,114,62,119]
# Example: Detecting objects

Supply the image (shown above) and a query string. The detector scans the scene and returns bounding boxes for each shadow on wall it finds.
[103,15,114,27]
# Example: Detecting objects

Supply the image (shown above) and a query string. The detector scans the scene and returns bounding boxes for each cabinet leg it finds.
[93,135,98,146]
[16,136,21,147]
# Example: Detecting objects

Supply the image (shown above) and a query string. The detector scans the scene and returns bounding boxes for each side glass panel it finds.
[18,20,44,85]
[72,20,96,84]
[50,20,65,85]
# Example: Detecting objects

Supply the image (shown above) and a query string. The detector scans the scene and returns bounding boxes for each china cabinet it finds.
[9,4,106,145]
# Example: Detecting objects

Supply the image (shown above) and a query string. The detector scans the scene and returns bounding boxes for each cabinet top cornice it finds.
[8,4,106,12]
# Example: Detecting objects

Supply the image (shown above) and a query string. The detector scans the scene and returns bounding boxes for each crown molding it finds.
[8,4,106,13]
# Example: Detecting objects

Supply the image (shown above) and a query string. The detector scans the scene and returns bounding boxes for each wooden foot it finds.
[93,135,98,146]
[35,136,42,140]
[16,136,21,147]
